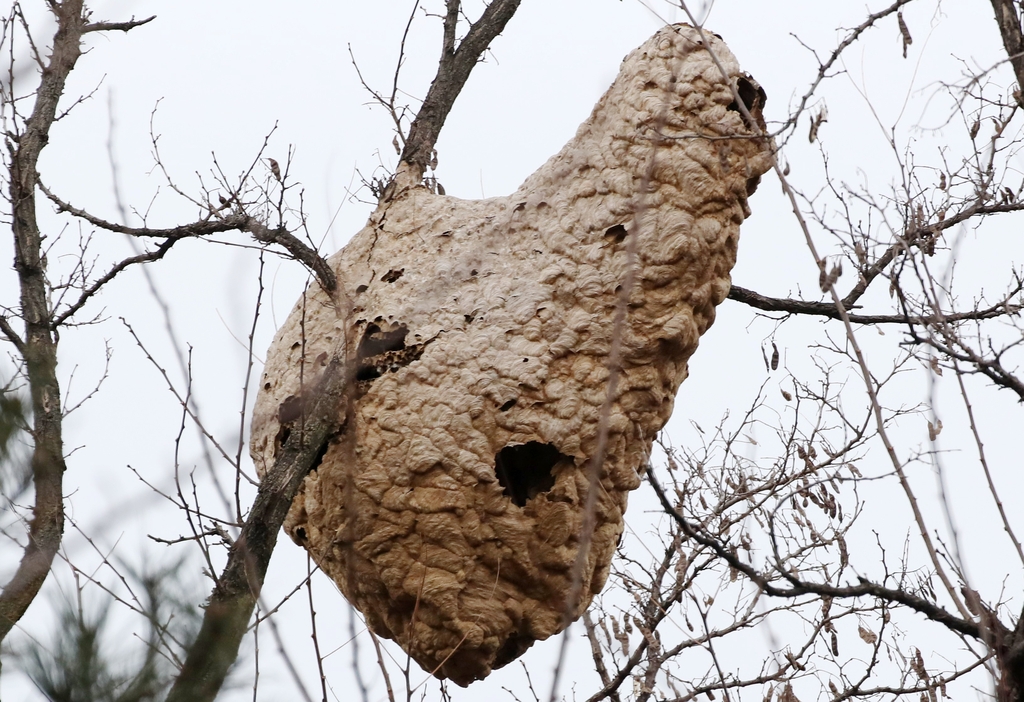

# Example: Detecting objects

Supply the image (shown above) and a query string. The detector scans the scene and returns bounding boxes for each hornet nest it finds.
[251,23,773,687]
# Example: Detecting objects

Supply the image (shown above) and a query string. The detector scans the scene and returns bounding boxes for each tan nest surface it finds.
[251,23,772,686]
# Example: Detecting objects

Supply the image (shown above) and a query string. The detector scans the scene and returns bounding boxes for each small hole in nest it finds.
[354,322,431,382]
[356,323,409,380]
[605,224,628,243]
[499,398,517,412]
[356,365,382,381]
[726,74,767,129]
[494,442,570,507]
[494,632,533,669]
[358,323,408,358]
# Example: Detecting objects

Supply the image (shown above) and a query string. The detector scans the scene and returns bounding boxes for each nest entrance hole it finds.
[604,224,628,243]
[494,442,569,507]
[356,322,409,381]
[726,74,767,129]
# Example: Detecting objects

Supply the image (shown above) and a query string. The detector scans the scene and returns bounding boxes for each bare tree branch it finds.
[646,467,986,642]
[907,324,1024,401]
[52,239,177,327]
[83,14,156,34]
[0,0,86,651]
[163,350,350,702]
[40,182,337,293]
[990,0,1024,105]
[0,314,25,352]
[728,283,1021,324]
[399,0,522,177]
[774,0,915,142]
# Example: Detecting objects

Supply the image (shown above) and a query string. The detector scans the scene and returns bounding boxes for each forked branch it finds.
[40,183,338,296]
[646,468,985,641]
[0,0,86,650]
[400,0,522,176]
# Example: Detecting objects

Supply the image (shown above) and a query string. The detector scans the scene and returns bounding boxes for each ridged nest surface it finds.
[251,23,772,686]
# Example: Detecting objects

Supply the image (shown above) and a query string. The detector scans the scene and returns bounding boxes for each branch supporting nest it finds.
[399,0,522,178]
[164,350,350,702]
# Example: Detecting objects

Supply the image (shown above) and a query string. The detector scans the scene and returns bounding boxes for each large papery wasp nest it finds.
[251,24,772,686]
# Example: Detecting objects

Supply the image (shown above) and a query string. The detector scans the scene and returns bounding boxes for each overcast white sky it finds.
[2,1,1022,700]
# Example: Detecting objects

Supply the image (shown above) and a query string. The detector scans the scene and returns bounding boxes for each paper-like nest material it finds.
[251,24,772,686]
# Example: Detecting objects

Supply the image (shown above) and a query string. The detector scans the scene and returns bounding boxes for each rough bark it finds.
[0,3,155,656]
[984,5,1024,698]
[991,0,1024,106]
[400,0,522,177]
[0,0,85,649]
[164,352,349,702]
[252,24,773,686]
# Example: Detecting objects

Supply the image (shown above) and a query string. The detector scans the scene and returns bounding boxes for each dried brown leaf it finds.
[898,11,913,58]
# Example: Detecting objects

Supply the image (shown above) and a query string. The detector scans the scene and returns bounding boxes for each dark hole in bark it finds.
[295,527,307,542]
[499,398,517,412]
[494,441,568,507]
[605,224,628,243]
[726,74,767,130]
